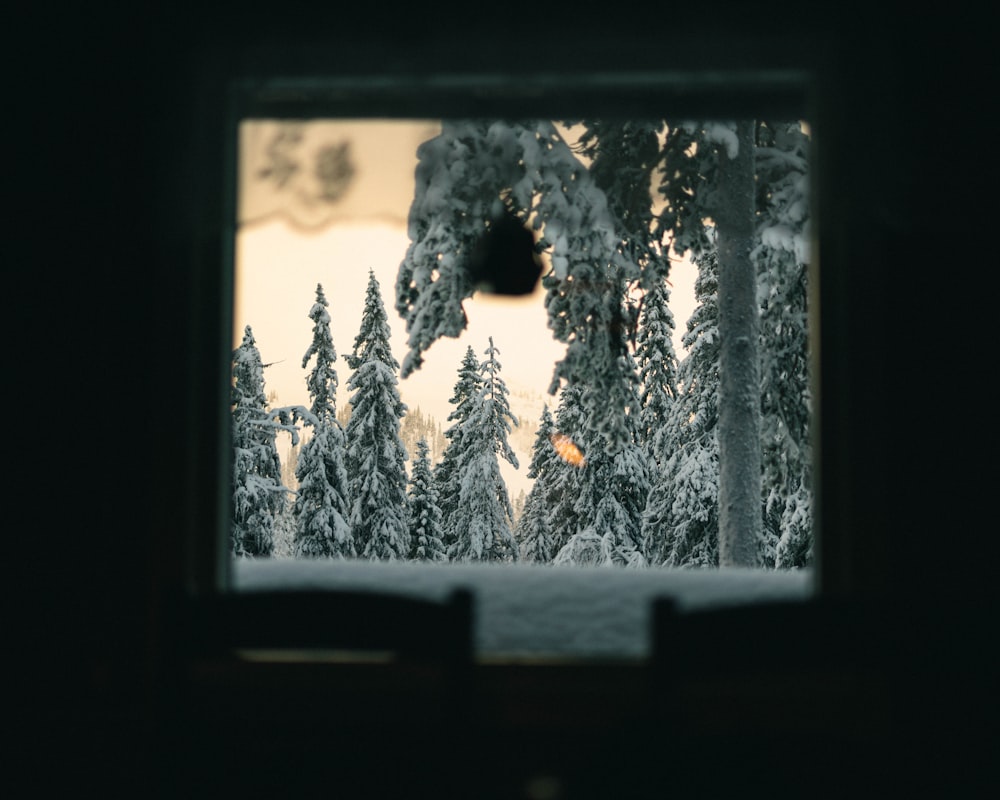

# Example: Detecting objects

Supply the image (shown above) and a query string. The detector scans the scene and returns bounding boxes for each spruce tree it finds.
[448,337,520,563]
[635,276,679,468]
[344,270,410,560]
[293,284,355,558]
[553,350,649,568]
[407,437,447,561]
[434,346,481,549]
[544,383,588,557]
[755,121,813,568]
[512,489,527,526]
[515,405,558,564]
[642,245,721,568]
[272,497,296,559]
[398,119,810,569]
[231,325,283,557]
[397,120,641,454]
[574,118,677,447]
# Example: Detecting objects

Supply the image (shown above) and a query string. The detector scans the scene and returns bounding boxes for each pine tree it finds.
[515,405,558,563]
[407,437,447,561]
[544,383,588,557]
[231,325,283,557]
[516,491,554,564]
[635,275,679,467]
[536,144,643,457]
[344,270,410,560]
[448,337,520,563]
[397,120,640,454]
[755,121,814,568]
[434,345,481,549]
[642,245,721,568]
[293,284,355,558]
[397,120,809,569]
[553,350,649,568]
[512,489,527,526]
[272,496,296,559]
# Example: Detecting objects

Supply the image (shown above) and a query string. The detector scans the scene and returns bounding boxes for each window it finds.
[219,70,818,662]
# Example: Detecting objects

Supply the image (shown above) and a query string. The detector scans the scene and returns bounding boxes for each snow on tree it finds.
[553,349,649,568]
[572,119,675,299]
[635,275,679,467]
[407,437,447,562]
[515,405,558,563]
[395,120,520,378]
[272,497,296,559]
[395,118,810,569]
[292,284,355,559]
[280,442,299,492]
[542,383,587,557]
[231,325,284,557]
[448,337,520,563]
[535,138,641,456]
[344,270,410,560]
[755,121,813,568]
[396,119,641,456]
[433,345,482,550]
[512,489,527,525]
[642,246,721,568]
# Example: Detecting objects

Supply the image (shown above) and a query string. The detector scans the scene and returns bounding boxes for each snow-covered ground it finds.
[234,559,813,660]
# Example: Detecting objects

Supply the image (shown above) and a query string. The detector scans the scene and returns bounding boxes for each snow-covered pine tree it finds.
[635,275,679,468]
[231,325,284,557]
[512,489,527,526]
[544,383,588,557]
[448,337,520,563]
[515,405,558,564]
[755,121,813,568]
[537,164,639,457]
[553,348,649,569]
[272,496,296,559]
[395,120,493,377]
[642,245,721,568]
[292,283,355,559]
[434,345,481,550]
[562,121,682,538]
[407,437,447,561]
[344,270,410,560]
[397,120,643,456]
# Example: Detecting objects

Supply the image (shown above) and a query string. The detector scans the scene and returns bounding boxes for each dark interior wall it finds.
[15,2,996,794]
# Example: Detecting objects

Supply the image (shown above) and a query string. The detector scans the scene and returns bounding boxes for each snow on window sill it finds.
[233,559,813,661]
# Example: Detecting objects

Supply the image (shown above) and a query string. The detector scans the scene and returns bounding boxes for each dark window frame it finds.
[179,35,847,662]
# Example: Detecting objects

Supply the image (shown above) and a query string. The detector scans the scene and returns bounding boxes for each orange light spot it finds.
[550,433,586,467]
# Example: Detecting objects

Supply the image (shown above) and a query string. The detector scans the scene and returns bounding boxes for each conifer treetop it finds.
[301,283,340,424]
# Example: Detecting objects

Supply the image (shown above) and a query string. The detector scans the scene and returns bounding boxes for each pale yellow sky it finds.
[235,217,567,424]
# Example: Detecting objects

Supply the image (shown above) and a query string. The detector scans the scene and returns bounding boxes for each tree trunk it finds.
[715,120,761,567]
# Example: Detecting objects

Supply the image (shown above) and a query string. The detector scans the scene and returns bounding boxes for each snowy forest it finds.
[232,119,812,570]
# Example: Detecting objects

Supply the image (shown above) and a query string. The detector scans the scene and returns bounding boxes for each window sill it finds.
[232,559,813,661]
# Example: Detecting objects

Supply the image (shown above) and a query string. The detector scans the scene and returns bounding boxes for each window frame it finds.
[186,44,835,663]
